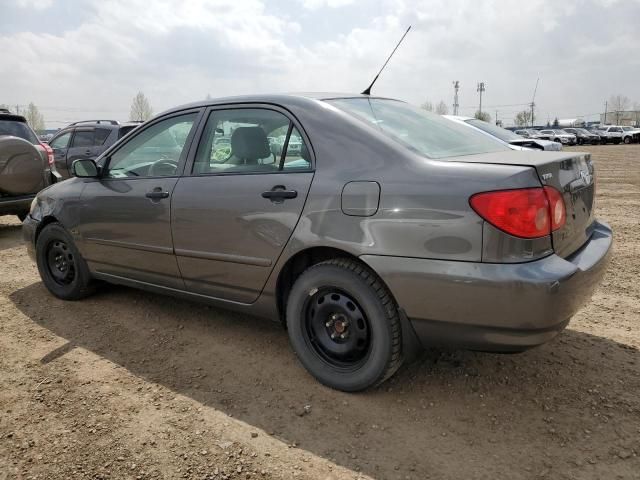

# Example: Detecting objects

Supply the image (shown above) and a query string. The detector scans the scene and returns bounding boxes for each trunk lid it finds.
[455,150,596,258]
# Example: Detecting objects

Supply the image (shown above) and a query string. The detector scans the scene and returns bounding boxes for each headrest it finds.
[231,127,271,161]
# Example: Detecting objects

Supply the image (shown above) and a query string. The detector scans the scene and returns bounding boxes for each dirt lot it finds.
[1,144,639,480]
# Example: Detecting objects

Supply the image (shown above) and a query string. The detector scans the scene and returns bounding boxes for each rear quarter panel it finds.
[259,99,543,299]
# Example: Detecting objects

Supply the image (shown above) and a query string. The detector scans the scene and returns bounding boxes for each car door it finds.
[171,106,314,303]
[49,130,73,178]
[76,110,202,289]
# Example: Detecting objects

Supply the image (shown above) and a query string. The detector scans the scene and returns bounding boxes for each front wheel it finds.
[624,137,631,144]
[286,258,403,392]
[36,222,94,300]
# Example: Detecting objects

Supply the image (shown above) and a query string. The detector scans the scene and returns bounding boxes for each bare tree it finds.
[514,110,533,127]
[435,100,449,115]
[609,94,630,125]
[633,102,640,127]
[552,117,559,127]
[24,102,45,132]
[474,110,491,122]
[129,91,153,122]
[420,101,433,112]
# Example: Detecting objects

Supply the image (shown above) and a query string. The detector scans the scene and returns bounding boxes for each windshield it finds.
[327,98,508,159]
[0,119,39,144]
[464,119,523,143]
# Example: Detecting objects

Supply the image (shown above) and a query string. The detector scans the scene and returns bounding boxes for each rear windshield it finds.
[0,119,39,144]
[327,98,508,159]
[464,119,522,143]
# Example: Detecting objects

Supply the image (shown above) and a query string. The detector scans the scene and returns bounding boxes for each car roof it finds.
[159,92,397,116]
[0,112,28,123]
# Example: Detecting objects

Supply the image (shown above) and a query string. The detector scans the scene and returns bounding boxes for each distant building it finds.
[601,110,640,126]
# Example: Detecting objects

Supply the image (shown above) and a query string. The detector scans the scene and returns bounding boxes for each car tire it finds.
[286,258,403,392]
[36,222,94,300]
[554,138,561,143]
[624,137,631,144]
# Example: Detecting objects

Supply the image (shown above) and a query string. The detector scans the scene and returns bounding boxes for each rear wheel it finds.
[286,258,403,392]
[624,136,631,144]
[36,222,94,300]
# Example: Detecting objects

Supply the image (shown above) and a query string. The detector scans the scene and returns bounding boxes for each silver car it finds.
[23,94,612,391]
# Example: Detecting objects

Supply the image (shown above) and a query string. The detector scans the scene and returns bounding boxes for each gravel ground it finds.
[1,144,639,480]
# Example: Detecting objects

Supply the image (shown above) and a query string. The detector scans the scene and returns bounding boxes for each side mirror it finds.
[72,158,99,178]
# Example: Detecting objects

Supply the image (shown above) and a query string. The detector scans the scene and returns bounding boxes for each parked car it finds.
[620,126,640,144]
[593,126,624,144]
[445,116,562,151]
[514,129,546,139]
[24,94,612,391]
[563,128,601,145]
[0,111,55,220]
[537,129,577,145]
[48,120,140,179]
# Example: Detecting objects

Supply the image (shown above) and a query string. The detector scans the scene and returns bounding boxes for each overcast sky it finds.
[1,0,639,128]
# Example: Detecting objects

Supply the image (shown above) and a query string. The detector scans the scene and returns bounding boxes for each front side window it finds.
[106,113,197,178]
[327,98,508,159]
[50,131,71,149]
[193,108,311,174]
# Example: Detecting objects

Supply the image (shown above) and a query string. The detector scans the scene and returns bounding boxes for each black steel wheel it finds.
[303,287,371,370]
[286,258,403,392]
[45,239,76,285]
[36,222,94,300]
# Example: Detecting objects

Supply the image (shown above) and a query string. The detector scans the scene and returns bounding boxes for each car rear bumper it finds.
[361,221,612,352]
[22,214,39,262]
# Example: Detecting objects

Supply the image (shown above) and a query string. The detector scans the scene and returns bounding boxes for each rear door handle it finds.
[261,185,297,202]
[146,188,170,199]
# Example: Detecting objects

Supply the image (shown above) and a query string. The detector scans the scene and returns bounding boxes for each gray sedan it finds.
[23,94,612,391]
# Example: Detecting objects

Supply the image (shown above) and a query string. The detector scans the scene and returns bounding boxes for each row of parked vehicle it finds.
[514,125,640,145]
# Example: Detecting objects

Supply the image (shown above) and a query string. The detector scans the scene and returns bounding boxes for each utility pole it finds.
[604,101,608,125]
[15,104,20,115]
[452,80,460,115]
[477,82,485,116]
[495,110,499,126]
[530,77,539,128]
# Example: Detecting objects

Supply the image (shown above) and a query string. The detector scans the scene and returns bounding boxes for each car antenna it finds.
[361,25,412,96]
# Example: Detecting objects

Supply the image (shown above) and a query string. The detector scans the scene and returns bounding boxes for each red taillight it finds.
[470,187,565,239]
[41,143,54,166]
[543,186,566,231]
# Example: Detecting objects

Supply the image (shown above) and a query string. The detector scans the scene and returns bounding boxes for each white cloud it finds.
[0,0,638,127]
[16,0,53,9]
[300,0,355,9]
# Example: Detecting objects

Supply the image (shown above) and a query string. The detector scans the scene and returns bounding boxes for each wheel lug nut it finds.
[340,333,347,339]
[330,332,337,339]
[325,321,332,327]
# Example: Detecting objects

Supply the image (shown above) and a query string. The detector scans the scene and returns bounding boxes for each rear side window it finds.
[71,130,95,147]
[193,108,311,175]
[0,119,39,144]
[328,98,507,159]
[95,128,112,145]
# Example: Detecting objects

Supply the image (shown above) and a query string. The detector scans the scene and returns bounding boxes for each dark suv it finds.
[48,120,140,179]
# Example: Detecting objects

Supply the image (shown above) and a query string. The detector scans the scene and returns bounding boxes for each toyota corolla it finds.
[23,94,612,391]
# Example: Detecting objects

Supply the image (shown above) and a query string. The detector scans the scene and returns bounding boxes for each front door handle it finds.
[146,188,170,200]
[261,185,297,202]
